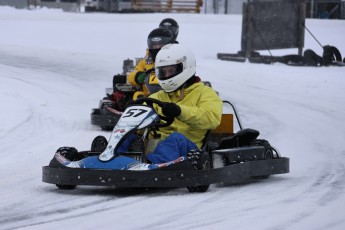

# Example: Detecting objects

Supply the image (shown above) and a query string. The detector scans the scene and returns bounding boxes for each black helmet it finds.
[147,28,174,61]
[159,18,179,41]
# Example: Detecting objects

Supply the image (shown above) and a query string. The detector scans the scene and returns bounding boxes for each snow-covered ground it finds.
[0,6,345,230]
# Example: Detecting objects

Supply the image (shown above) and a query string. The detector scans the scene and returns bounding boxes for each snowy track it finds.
[1,8,345,230]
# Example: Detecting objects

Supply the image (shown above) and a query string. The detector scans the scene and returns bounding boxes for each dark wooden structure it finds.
[218,0,306,62]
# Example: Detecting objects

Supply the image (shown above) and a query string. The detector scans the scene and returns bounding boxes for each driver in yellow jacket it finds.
[146,44,222,163]
[128,28,174,99]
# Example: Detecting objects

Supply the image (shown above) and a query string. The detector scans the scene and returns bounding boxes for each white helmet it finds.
[155,44,196,93]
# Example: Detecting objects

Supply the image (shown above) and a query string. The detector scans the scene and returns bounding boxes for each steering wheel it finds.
[128,97,174,128]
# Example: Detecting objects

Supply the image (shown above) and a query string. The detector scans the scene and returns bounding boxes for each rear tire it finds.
[187,150,211,193]
[251,139,273,179]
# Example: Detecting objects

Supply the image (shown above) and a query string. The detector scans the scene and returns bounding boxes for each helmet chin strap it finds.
[183,75,198,88]
[179,87,185,100]
[171,75,198,100]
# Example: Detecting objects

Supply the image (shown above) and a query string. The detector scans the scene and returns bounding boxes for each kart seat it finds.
[113,74,127,91]
[202,113,234,150]
[216,128,260,150]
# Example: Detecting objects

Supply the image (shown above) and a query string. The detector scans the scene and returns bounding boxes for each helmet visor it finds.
[157,63,183,80]
[148,37,173,49]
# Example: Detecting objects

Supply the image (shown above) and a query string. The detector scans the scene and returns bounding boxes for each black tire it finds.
[56,147,79,161]
[323,45,342,63]
[56,184,77,190]
[251,139,273,179]
[91,135,108,152]
[128,137,145,152]
[187,151,211,193]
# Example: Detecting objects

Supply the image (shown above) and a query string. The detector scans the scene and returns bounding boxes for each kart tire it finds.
[128,137,145,152]
[91,135,108,152]
[56,184,77,190]
[56,147,79,161]
[251,139,273,180]
[187,151,211,193]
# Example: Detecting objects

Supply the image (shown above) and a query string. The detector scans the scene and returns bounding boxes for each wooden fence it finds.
[131,0,203,13]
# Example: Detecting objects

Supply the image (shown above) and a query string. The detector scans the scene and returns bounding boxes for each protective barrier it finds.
[217,0,306,62]
[0,0,28,8]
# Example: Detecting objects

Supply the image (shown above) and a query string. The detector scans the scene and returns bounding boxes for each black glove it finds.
[161,102,181,118]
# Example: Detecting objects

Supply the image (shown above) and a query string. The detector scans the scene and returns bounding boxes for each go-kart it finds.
[91,58,161,131]
[90,81,139,131]
[91,58,139,131]
[43,98,289,193]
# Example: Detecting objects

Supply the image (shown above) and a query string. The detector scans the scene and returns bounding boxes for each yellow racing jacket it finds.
[128,52,160,97]
[149,81,222,148]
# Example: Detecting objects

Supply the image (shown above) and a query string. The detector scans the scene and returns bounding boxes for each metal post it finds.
[298,3,306,56]
[310,0,314,18]
[245,4,254,58]
[213,0,216,14]
[224,0,228,14]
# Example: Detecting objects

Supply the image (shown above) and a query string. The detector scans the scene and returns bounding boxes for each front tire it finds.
[91,135,108,152]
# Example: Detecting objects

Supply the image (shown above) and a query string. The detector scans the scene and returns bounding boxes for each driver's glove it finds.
[161,102,181,119]
[135,72,148,85]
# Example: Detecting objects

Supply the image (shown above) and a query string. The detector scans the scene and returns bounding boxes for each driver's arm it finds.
[178,88,222,130]
[149,85,222,131]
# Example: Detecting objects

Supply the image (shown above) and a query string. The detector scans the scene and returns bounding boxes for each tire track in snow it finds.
[265,149,345,230]
[0,188,155,230]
